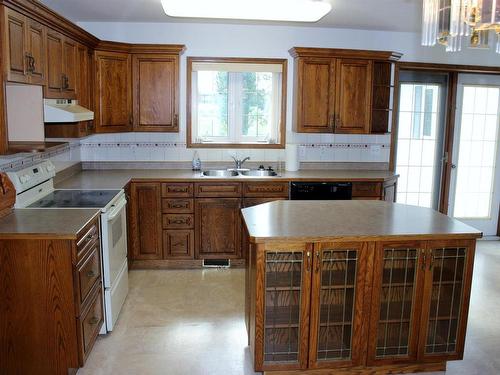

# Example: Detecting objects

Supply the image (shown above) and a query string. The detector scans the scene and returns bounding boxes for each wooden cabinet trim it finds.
[243,182,290,198]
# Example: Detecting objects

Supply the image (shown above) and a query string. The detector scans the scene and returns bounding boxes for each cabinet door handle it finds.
[429,253,434,271]
[86,270,96,278]
[173,114,179,128]
[129,114,133,125]
[336,114,341,128]
[421,249,426,270]
[306,251,311,272]
[88,317,100,325]
[30,56,36,73]
[315,251,320,273]
[329,114,335,128]
[25,53,33,74]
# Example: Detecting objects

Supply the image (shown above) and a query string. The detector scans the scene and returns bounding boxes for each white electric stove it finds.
[7,161,128,334]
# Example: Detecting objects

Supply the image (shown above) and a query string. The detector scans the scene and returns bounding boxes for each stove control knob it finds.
[20,174,31,183]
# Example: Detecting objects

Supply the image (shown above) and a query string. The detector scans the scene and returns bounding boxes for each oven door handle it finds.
[107,198,127,221]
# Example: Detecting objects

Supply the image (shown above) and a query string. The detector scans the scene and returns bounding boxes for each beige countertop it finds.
[55,169,398,189]
[0,209,100,239]
[241,200,482,243]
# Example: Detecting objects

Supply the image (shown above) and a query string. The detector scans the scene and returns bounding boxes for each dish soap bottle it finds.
[192,151,202,171]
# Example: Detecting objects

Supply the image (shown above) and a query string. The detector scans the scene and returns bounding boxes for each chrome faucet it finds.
[231,156,250,170]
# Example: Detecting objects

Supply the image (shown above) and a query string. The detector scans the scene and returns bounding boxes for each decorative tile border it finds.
[0,143,79,172]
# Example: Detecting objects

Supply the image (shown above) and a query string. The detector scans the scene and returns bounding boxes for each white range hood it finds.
[43,99,94,123]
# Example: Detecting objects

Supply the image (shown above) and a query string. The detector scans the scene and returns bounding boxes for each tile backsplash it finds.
[0,132,391,172]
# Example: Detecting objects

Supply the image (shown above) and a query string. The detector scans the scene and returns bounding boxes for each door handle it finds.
[451,164,457,169]
[173,114,179,128]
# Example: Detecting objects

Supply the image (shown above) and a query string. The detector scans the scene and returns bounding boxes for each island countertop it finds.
[241,200,482,243]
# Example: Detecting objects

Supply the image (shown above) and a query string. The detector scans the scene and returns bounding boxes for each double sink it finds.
[201,169,278,177]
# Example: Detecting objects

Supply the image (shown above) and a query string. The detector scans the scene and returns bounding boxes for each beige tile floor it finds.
[78,240,500,375]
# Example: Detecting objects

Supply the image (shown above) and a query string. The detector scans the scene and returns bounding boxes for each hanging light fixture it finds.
[421,0,500,53]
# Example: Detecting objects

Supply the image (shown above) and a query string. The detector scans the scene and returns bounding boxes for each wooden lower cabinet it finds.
[163,229,194,259]
[129,182,162,260]
[247,239,475,373]
[195,197,241,259]
[0,216,103,374]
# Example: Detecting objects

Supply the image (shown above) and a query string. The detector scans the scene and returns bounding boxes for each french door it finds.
[395,71,448,209]
[448,74,500,235]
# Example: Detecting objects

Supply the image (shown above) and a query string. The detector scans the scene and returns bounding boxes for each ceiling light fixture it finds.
[160,0,332,23]
[421,0,500,53]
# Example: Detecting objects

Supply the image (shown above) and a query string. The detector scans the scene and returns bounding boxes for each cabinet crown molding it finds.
[288,47,403,61]
[96,40,186,55]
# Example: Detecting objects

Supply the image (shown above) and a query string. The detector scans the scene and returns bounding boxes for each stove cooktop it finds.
[28,189,121,209]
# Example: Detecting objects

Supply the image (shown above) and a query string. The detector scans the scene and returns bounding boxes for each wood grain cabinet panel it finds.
[26,18,46,85]
[195,182,242,197]
[4,8,28,83]
[76,243,101,306]
[163,229,194,259]
[133,54,179,132]
[293,58,336,133]
[335,59,373,134]
[161,183,194,197]
[62,38,78,95]
[129,182,162,260]
[352,182,382,198]
[162,213,194,229]
[243,182,290,198]
[195,198,242,259]
[77,286,104,365]
[45,30,64,96]
[94,51,132,132]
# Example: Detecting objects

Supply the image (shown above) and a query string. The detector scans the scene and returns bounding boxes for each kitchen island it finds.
[241,200,482,374]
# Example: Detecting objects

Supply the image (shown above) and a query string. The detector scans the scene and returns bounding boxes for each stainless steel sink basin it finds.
[202,170,239,177]
[240,170,277,177]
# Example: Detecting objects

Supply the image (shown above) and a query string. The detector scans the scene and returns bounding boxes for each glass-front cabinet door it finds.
[259,243,312,371]
[308,242,369,369]
[419,240,475,361]
[367,241,427,365]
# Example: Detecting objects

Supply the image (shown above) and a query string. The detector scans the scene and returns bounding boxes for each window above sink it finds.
[187,57,287,149]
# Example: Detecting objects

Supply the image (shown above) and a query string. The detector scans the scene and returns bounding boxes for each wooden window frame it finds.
[186,56,287,149]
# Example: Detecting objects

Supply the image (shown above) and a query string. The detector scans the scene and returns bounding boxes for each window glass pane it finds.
[196,71,229,138]
[396,84,440,208]
[453,86,500,219]
[242,72,274,139]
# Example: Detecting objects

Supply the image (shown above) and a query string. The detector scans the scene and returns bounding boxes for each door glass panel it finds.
[425,247,467,355]
[452,86,500,219]
[376,248,418,358]
[317,249,357,361]
[264,251,303,363]
[396,83,442,208]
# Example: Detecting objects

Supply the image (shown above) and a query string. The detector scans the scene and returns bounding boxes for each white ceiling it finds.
[39,0,422,32]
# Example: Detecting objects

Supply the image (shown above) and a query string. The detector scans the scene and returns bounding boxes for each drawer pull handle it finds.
[86,270,96,278]
[171,219,188,224]
[88,317,100,325]
[170,187,187,192]
[171,203,187,208]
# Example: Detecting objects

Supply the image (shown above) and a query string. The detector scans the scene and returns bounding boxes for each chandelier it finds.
[422,0,500,53]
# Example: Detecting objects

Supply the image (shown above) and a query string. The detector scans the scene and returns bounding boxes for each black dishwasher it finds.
[290,182,352,200]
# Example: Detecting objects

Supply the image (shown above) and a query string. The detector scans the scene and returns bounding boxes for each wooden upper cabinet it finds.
[4,8,27,83]
[129,182,162,260]
[294,58,335,133]
[3,8,46,85]
[289,47,401,134]
[132,54,179,132]
[335,59,373,134]
[94,51,132,132]
[77,45,91,109]
[45,30,64,96]
[62,38,78,95]
[26,19,46,85]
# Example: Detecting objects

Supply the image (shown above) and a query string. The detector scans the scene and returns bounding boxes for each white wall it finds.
[74,22,500,165]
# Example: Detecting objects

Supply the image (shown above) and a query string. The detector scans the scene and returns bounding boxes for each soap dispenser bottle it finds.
[192,151,202,171]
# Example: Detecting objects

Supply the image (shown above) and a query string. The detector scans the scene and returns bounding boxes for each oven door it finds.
[101,195,128,288]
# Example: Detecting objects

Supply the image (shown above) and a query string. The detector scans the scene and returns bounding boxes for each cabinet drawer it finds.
[76,244,101,307]
[161,183,193,197]
[162,214,194,229]
[243,182,289,198]
[76,219,99,261]
[162,198,194,213]
[352,182,382,197]
[195,182,241,197]
[163,230,194,259]
[77,287,103,365]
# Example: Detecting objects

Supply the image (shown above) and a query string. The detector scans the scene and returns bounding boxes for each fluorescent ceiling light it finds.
[161,0,332,23]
